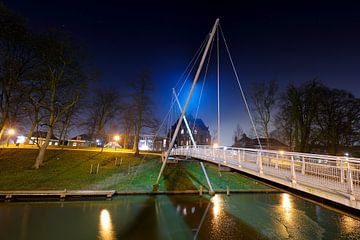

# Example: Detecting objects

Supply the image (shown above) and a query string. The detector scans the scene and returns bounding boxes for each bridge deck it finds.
[171,146,360,210]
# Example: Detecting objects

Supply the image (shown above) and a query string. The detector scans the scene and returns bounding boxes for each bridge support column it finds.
[258,152,263,175]
[340,158,344,183]
[347,162,354,200]
[275,153,279,169]
[301,156,305,175]
[238,150,242,168]
[223,149,226,164]
[291,156,297,186]
[200,162,215,196]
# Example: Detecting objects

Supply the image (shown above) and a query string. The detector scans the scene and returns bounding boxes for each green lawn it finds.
[0,149,272,192]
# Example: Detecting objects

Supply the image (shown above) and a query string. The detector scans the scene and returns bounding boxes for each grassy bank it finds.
[0,149,272,192]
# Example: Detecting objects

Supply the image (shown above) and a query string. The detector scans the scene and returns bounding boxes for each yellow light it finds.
[211,194,222,217]
[340,215,358,234]
[213,143,219,148]
[279,150,285,155]
[281,193,291,213]
[99,209,114,240]
[280,193,293,222]
[113,135,120,141]
[8,128,15,136]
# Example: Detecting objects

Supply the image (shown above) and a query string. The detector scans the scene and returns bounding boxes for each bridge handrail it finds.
[172,145,360,164]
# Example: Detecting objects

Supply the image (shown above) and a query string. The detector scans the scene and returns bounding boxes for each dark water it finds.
[0,193,359,240]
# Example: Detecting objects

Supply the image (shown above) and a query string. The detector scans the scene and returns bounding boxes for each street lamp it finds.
[8,128,15,136]
[113,135,120,150]
[113,135,120,141]
[6,128,16,147]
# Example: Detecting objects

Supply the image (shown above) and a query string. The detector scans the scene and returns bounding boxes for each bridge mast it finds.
[153,18,220,190]
[172,88,215,194]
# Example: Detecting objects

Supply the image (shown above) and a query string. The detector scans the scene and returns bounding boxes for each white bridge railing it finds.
[170,145,360,201]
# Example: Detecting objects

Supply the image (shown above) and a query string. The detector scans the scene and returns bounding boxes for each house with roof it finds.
[28,131,59,146]
[233,133,289,151]
[66,134,93,147]
[168,115,211,146]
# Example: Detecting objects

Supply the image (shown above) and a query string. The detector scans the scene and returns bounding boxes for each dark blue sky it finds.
[5,0,360,145]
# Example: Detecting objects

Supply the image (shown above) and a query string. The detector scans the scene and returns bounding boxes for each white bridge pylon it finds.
[172,88,215,194]
[153,19,220,191]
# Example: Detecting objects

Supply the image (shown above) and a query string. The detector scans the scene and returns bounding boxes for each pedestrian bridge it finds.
[170,145,360,210]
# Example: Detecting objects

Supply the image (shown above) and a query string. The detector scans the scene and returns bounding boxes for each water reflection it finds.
[281,193,292,221]
[211,194,222,218]
[99,209,115,240]
[340,215,358,234]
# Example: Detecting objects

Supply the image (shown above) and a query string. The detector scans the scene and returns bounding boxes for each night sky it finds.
[5,0,360,145]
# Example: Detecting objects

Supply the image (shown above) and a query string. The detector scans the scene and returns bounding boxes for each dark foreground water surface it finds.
[0,193,359,240]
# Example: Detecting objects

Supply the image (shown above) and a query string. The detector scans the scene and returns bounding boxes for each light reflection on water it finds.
[0,194,359,240]
[281,193,292,222]
[340,214,358,235]
[211,194,222,218]
[99,209,115,240]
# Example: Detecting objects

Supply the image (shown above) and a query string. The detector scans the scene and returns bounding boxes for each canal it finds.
[1,193,359,239]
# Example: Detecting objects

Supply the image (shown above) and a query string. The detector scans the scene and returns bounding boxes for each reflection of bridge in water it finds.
[170,145,360,210]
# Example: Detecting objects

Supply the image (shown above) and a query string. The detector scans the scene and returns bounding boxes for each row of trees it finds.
[0,5,157,168]
[248,79,360,155]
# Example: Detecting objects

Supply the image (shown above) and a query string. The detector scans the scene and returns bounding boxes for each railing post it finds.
[347,162,354,200]
[291,156,297,185]
[223,148,226,164]
[238,149,242,168]
[340,158,344,183]
[301,156,305,175]
[258,151,263,175]
[275,153,279,169]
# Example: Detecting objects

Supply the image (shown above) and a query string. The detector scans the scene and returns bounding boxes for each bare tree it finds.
[0,5,37,140]
[121,106,135,149]
[277,79,323,152]
[83,87,121,145]
[316,88,360,154]
[32,30,87,169]
[233,123,244,142]
[249,80,278,148]
[129,70,157,155]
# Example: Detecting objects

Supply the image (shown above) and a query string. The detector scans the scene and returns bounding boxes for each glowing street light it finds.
[8,128,15,136]
[213,143,219,148]
[113,135,120,141]
[6,128,16,147]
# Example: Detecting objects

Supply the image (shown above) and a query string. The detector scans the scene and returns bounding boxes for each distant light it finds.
[344,152,349,157]
[211,194,222,217]
[213,143,219,148]
[96,139,100,143]
[99,209,114,239]
[16,135,26,144]
[8,128,15,136]
[279,150,285,155]
[113,135,120,141]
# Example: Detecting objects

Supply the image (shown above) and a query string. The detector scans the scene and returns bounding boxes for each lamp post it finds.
[113,135,120,150]
[6,128,16,147]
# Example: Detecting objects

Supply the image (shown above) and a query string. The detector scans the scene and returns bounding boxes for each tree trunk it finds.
[33,128,53,169]
[25,122,36,144]
[133,126,140,156]
[0,116,7,141]
[124,133,128,149]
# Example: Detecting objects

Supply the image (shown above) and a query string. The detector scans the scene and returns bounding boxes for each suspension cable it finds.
[152,35,208,142]
[219,23,263,150]
[174,36,207,90]
[217,26,221,145]
[192,33,215,134]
